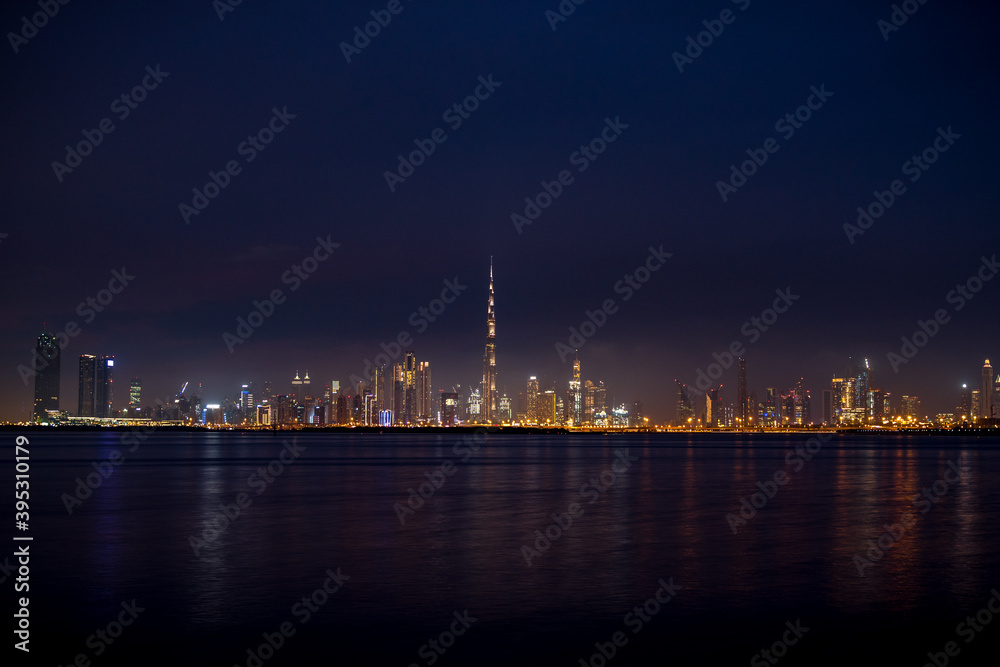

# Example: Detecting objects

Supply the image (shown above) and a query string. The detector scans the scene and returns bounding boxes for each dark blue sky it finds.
[2,0,998,422]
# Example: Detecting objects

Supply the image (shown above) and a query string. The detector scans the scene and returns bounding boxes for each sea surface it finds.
[6,430,1000,666]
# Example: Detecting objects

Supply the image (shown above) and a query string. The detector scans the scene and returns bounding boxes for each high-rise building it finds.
[791,378,809,425]
[78,355,96,417]
[631,400,644,427]
[32,332,60,420]
[569,355,582,426]
[403,352,417,424]
[498,394,512,422]
[416,361,431,423]
[901,396,920,421]
[94,355,114,418]
[674,380,694,426]
[468,388,481,420]
[538,390,557,424]
[821,389,833,425]
[957,384,971,421]
[706,388,720,427]
[441,391,458,426]
[129,377,142,408]
[526,376,539,424]
[760,388,779,427]
[737,358,748,426]
[481,258,497,424]
[983,359,994,420]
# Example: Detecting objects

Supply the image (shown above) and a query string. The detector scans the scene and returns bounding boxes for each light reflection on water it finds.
[16,431,1000,665]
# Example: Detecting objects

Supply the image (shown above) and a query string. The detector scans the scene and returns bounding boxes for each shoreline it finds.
[2,424,999,436]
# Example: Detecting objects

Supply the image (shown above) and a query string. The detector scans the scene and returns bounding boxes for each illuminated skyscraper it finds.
[569,354,582,426]
[538,390,557,424]
[32,332,60,420]
[481,258,497,424]
[416,361,431,423]
[983,359,994,420]
[441,391,458,426]
[526,376,539,424]
[403,352,417,424]
[498,394,512,422]
[130,377,142,408]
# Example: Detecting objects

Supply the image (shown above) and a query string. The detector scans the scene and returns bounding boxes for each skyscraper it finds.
[95,356,114,418]
[737,357,748,426]
[32,332,60,420]
[403,352,417,424]
[983,359,994,420]
[130,377,142,408]
[416,361,431,423]
[526,376,539,424]
[78,355,96,417]
[957,384,971,422]
[481,258,497,424]
[569,354,582,426]
[674,380,694,426]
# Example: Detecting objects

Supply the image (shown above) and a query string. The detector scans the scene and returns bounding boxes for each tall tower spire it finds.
[482,257,497,424]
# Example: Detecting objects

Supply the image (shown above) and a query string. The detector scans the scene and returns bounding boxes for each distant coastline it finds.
[2,424,998,436]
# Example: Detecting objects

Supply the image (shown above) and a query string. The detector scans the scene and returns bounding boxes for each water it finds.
[8,430,1000,665]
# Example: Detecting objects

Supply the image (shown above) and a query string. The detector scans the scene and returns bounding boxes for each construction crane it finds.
[178,381,188,396]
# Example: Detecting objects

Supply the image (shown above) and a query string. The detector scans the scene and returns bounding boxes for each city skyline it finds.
[16,260,998,427]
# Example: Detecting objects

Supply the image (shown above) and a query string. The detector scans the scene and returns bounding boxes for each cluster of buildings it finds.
[29,333,144,423]
[26,261,642,428]
[674,356,997,428]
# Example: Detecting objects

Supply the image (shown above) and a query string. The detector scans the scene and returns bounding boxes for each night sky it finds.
[2,0,998,423]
